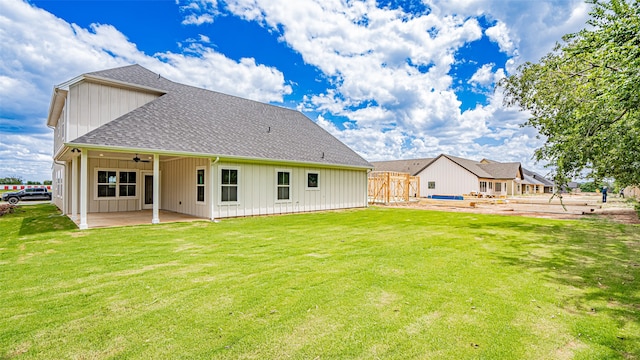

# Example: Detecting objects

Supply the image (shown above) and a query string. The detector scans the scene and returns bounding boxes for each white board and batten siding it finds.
[161,158,368,219]
[213,162,367,219]
[53,105,67,155]
[419,156,478,196]
[161,157,211,219]
[85,158,154,213]
[65,82,159,143]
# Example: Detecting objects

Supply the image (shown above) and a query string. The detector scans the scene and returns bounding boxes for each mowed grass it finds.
[1,205,639,359]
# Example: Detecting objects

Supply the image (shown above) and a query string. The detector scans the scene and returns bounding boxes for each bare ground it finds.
[379,194,639,225]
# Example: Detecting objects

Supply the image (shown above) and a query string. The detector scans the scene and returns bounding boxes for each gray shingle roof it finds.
[477,162,522,179]
[442,154,494,178]
[370,158,434,176]
[522,174,545,185]
[69,65,372,168]
[522,168,554,186]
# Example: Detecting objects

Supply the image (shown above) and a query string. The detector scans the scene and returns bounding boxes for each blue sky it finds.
[0,0,592,182]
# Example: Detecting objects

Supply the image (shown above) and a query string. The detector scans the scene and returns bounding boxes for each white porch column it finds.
[209,157,220,221]
[71,155,78,221]
[79,150,88,230]
[214,159,216,220]
[152,154,160,224]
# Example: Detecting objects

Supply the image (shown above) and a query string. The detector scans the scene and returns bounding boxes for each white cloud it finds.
[468,63,496,87]
[0,132,53,182]
[428,0,591,64]
[182,13,214,25]
[485,21,516,55]
[178,0,219,25]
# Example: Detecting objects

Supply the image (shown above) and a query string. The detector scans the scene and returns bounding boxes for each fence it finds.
[0,185,52,190]
[368,171,420,203]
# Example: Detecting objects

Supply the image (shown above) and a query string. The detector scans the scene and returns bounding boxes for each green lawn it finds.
[1,204,639,359]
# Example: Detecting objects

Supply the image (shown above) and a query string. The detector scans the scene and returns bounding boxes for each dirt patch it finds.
[381,195,639,224]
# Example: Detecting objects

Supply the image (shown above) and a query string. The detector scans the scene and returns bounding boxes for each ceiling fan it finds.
[132,154,151,163]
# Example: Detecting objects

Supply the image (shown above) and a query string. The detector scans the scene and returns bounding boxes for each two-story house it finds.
[47,65,372,229]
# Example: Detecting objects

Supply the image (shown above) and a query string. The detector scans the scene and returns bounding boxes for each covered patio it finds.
[71,209,207,229]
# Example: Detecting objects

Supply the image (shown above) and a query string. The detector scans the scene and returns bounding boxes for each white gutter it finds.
[64,143,373,171]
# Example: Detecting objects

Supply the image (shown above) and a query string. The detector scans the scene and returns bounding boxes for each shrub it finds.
[0,204,16,216]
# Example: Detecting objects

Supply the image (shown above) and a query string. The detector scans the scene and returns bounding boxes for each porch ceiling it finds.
[59,148,182,162]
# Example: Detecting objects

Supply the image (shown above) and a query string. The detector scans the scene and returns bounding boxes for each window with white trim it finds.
[96,169,138,199]
[196,167,205,203]
[428,181,435,189]
[495,182,502,192]
[220,168,238,203]
[277,170,291,201]
[480,181,487,192]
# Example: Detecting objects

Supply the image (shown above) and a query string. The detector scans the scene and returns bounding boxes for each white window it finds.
[276,170,291,201]
[489,182,493,190]
[495,182,502,192]
[428,181,435,189]
[97,170,117,198]
[95,169,137,199]
[220,168,239,203]
[119,171,137,197]
[196,167,205,203]
[306,171,319,190]
[480,181,487,192]
[56,169,63,198]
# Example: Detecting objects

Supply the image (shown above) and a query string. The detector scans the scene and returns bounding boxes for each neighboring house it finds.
[372,154,523,197]
[564,182,581,193]
[521,168,555,194]
[47,65,372,229]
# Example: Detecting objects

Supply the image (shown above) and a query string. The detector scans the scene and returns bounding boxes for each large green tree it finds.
[502,0,640,188]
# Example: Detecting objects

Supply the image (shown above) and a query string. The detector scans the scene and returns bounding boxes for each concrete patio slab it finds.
[71,210,207,229]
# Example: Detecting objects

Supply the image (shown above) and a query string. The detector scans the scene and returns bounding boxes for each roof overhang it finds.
[55,73,166,95]
[46,88,68,128]
[60,143,373,170]
[82,74,166,95]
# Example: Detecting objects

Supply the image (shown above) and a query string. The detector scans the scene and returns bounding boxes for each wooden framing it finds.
[368,171,420,203]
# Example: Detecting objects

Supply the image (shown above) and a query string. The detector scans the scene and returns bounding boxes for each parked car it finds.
[1,188,52,204]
